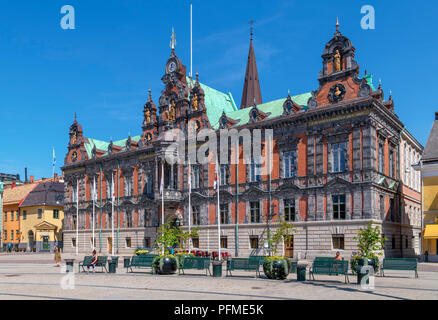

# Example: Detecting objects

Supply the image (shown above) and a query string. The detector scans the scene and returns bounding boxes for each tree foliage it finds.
[155,223,200,255]
[353,222,386,258]
[264,218,296,257]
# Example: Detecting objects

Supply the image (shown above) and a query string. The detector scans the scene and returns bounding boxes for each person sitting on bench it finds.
[88,250,98,274]
[334,251,343,261]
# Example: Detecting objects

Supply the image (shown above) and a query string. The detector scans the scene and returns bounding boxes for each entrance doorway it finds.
[108,237,112,254]
[28,231,34,251]
[284,236,294,258]
[42,236,49,251]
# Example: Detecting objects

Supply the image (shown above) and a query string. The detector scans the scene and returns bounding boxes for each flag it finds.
[52,147,56,167]
[214,158,219,190]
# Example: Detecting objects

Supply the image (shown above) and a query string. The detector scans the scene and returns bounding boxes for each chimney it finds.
[25,168,28,184]
[12,181,16,189]
[30,176,34,183]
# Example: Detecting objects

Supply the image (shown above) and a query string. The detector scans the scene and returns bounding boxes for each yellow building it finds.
[414,112,438,261]
[19,182,64,252]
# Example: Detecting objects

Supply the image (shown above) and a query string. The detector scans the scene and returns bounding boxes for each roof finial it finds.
[74,112,77,122]
[249,20,255,41]
[336,17,340,31]
[170,27,177,50]
[378,78,382,90]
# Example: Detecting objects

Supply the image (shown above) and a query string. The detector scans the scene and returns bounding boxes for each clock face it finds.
[167,61,177,73]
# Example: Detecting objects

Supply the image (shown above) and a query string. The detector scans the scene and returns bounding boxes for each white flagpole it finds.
[92,177,96,250]
[111,172,115,257]
[216,158,221,260]
[188,159,192,252]
[161,161,165,255]
[76,179,79,256]
[190,3,193,78]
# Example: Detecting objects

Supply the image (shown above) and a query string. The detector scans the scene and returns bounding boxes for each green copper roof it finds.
[226,92,312,127]
[187,77,238,130]
[84,135,142,158]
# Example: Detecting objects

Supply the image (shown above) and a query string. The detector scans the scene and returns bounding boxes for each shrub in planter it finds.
[351,223,385,275]
[134,248,149,256]
[152,255,178,275]
[262,218,296,280]
[263,256,292,280]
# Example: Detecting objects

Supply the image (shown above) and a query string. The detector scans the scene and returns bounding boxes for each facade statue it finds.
[334,49,341,72]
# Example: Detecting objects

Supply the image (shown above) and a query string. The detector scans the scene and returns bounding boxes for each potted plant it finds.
[152,223,199,275]
[352,222,386,280]
[262,218,296,280]
[134,248,149,256]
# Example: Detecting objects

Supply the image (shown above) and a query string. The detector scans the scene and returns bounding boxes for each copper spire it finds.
[240,21,262,109]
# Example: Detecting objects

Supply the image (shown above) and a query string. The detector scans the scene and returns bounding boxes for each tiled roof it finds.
[422,117,438,162]
[19,182,64,208]
[3,183,38,206]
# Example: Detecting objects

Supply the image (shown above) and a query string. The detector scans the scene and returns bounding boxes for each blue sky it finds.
[0,0,436,179]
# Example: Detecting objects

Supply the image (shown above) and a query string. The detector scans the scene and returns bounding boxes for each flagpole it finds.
[235,139,239,257]
[216,158,221,260]
[52,147,56,179]
[188,159,192,252]
[111,172,115,257]
[92,177,96,250]
[161,161,165,255]
[76,179,79,256]
[190,3,193,78]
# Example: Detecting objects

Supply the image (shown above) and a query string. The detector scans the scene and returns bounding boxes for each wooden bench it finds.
[126,254,157,273]
[179,257,211,276]
[226,257,262,278]
[381,258,418,278]
[79,256,108,273]
[309,258,350,283]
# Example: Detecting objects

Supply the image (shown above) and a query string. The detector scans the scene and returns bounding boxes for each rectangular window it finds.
[250,236,259,249]
[221,236,228,249]
[332,143,346,173]
[192,166,202,189]
[53,210,59,219]
[192,237,199,248]
[38,209,42,219]
[192,206,201,226]
[284,151,297,178]
[145,174,154,195]
[16,211,19,221]
[106,178,111,199]
[72,238,76,248]
[73,216,77,230]
[220,204,228,224]
[378,143,385,173]
[380,195,385,220]
[4,212,6,222]
[392,235,396,249]
[405,236,409,249]
[23,210,27,220]
[72,184,78,202]
[250,161,262,182]
[390,199,395,222]
[126,212,132,228]
[125,176,133,197]
[126,237,132,248]
[11,211,14,221]
[220,165,229,186]
[332,235,345,250]
[11,230,14,241]
[144,238,151,248]
[144,211,152,227]
[284,199,295,222]
[332,195,346,220]
[389,150,394,178]
[4,231,6,240]
[250,202,260,223]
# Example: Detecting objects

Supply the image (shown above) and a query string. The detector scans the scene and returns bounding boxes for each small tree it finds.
[264,218,296,257]
[353,222,386,258]
[155,223,201,255]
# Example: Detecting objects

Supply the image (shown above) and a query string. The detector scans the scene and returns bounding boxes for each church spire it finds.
[240,21,262,109]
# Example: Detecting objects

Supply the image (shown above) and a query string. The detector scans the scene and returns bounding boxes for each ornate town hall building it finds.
[62,23,422,258]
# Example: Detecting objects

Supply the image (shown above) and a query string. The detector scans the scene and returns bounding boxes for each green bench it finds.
[126,254,157,273]
[309,258,350,283]
[226,256,264,278]
[79,256,108,273]
[179,257,211,276]
[381,258,418,278]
